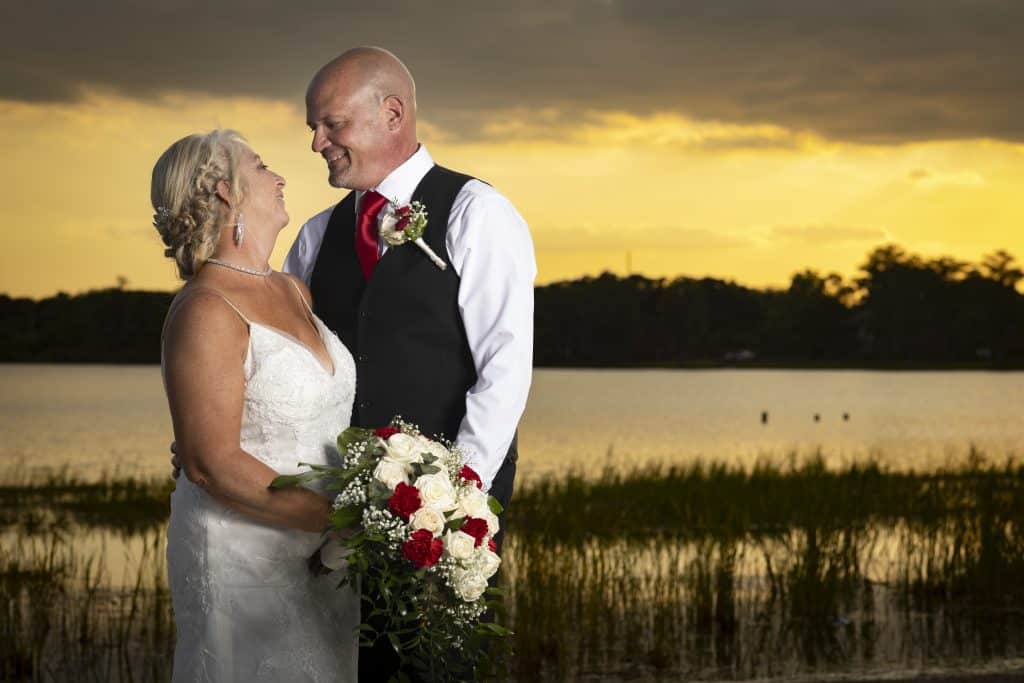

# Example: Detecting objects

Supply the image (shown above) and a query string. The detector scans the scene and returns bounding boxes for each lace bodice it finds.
[166,294,359,683]
[240,318,355,476]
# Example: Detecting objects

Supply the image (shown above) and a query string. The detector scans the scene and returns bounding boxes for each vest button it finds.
[358,353,368,362]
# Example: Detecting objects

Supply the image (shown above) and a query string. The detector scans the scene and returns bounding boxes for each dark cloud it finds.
[3,0,1023,143]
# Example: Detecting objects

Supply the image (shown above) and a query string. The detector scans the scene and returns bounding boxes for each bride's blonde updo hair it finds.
[151,130,248,279]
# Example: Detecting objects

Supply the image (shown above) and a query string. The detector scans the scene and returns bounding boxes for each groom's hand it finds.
[170,442,182,479]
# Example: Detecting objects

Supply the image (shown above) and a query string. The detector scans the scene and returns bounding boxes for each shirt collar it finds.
[354,144,435,213]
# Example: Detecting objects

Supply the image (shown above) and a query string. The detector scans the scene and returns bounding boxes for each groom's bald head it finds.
[310,47,417,114]
[306,47,419,190]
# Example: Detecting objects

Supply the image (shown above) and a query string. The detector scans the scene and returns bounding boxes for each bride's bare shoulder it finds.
[163,284,249,360]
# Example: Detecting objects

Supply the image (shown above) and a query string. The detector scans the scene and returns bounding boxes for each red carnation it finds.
[459,465,483,489]
[488,539,497,552]
[388,482,422,520]
[374,427,401,440]
[403,529,443,568]
[461,517,489,547]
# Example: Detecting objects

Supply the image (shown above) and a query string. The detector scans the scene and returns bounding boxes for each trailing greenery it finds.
[3,244,1023,366]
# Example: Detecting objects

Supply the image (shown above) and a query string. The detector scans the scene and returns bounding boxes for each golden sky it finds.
[2,2,1022,299]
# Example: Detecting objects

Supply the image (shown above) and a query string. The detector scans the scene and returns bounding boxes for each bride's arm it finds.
[162,290,330,533]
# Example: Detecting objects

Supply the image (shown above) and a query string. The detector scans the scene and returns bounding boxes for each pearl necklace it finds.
[206,258,273,276]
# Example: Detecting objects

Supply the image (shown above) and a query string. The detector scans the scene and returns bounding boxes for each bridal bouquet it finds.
[272,419,508,680]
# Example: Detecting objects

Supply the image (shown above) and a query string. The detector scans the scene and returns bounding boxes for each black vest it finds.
[309,166,478,442]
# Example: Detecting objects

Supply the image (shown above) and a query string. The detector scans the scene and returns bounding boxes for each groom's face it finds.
[306,80,390,191]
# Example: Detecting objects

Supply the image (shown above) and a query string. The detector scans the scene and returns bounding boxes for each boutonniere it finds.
[379,200,447,270]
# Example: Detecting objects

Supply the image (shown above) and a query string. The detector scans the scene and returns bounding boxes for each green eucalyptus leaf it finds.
[337,427,373,452]
[387,632,402,655]
[369,480,391,500]
[445,517,466,531]
[329,506,361,529]
[476,622,513,636]
[268,470,323,489]
[487,496,504,515]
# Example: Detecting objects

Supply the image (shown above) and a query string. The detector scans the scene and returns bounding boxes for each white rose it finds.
[444,530,476,560]
[319,538,353,571]
[379,211,398,233]
[384,433,424,465]
[414,473,457,511]
[421,439,451,462]
[451,568,488,602]
[378,208,408,247]
[373,457,409,490]
[456,487,490,519]
[409,507,445,536]
[474,547,501,579]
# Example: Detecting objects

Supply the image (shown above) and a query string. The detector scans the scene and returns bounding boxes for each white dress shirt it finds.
[283,145,536,489]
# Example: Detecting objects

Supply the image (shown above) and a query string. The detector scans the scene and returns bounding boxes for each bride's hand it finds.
[317,534,355,573]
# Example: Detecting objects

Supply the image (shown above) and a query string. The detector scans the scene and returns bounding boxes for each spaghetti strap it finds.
[159,287,251,350]
[185,287,252,325]
[215,294,251,325]
[283,276,315,317]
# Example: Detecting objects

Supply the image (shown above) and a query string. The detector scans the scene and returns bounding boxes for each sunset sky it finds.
[2,1,1022,299]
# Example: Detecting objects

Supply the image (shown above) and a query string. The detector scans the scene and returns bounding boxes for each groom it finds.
[282,47,535,680]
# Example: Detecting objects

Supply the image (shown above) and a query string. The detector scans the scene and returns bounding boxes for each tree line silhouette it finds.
[2,245,1022,367]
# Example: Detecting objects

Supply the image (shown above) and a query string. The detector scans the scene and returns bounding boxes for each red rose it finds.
[374,427,401,440]
[403,529,443,568]
[388,482,422,520]
[461,517,489,547]
[459,465,483,489]
[396,216,411,231]
[395,205,412,218]
[488,539,497,552]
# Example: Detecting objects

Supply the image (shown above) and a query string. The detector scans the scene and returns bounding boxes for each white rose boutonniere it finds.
[379,200,447,270]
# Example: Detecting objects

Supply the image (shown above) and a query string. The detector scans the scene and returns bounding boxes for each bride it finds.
[153,130,358,682]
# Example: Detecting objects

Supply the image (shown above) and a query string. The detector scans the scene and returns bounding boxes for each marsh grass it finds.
[0,530,173,682]
[0,467,172,535]
[1,454,1023,680]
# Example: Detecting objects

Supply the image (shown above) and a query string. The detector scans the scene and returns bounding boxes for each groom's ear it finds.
[382,95,405,132]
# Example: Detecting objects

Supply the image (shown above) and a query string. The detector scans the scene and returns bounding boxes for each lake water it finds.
[3,364,1024,680]
[2,364,1022,479]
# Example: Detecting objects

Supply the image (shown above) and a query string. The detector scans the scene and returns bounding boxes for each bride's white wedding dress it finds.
[166,290,358,682]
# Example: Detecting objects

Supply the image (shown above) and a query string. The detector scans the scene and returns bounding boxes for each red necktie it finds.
[355,191,388,280]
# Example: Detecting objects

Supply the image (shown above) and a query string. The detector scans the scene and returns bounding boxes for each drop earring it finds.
[233,213,245,247]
